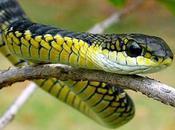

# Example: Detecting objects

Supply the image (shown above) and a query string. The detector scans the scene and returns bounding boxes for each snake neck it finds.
[2,19,126,72]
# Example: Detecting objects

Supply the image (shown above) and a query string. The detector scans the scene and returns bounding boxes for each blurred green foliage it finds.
[109,0,175,15]
[108,0,126,7]
[158,0,175,14]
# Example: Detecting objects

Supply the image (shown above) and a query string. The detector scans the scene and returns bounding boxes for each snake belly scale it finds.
[0,0,173,128]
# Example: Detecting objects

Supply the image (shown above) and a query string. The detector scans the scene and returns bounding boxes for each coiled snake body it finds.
[0,0,173,128]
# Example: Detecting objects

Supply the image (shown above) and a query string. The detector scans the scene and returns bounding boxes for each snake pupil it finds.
[126,40,142,57]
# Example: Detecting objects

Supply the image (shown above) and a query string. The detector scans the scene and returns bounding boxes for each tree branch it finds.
[0,64,175,107]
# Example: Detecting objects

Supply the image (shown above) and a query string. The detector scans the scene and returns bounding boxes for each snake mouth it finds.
[93,53,173,74]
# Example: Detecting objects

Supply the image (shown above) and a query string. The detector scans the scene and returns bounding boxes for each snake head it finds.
[94,33,173,74]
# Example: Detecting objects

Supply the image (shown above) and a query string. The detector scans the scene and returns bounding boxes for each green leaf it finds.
[158,0,175,14]
[109,0,126,8]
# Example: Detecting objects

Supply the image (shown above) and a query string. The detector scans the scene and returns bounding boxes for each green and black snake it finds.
[0,0,173,128]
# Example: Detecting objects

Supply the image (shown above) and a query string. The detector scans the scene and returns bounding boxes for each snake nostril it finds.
[167,50,174,60]
[154,57,159,62]
[170,55,173,59]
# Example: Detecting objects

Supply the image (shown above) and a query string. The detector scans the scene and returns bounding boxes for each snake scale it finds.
[0,0,173,128]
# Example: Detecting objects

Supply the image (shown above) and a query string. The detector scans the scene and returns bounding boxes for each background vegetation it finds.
[0,0,175,130]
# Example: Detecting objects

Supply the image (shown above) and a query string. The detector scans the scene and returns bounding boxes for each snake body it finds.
[0,0,173,128]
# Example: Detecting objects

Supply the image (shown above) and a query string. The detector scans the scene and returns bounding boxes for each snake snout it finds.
[166,49,173,60]
[147,36,173,66]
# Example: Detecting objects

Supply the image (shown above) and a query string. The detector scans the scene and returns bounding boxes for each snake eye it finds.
[126,40,142,57]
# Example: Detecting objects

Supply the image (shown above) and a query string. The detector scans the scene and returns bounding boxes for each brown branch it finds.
[0,64,175,107]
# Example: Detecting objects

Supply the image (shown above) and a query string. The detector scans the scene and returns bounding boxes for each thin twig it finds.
[0,0,143,129]
[88,0,143,33]
[0,64,174,107]
[0,83,37,130]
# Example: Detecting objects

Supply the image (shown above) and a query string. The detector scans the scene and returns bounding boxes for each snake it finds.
[0,0,173,128]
